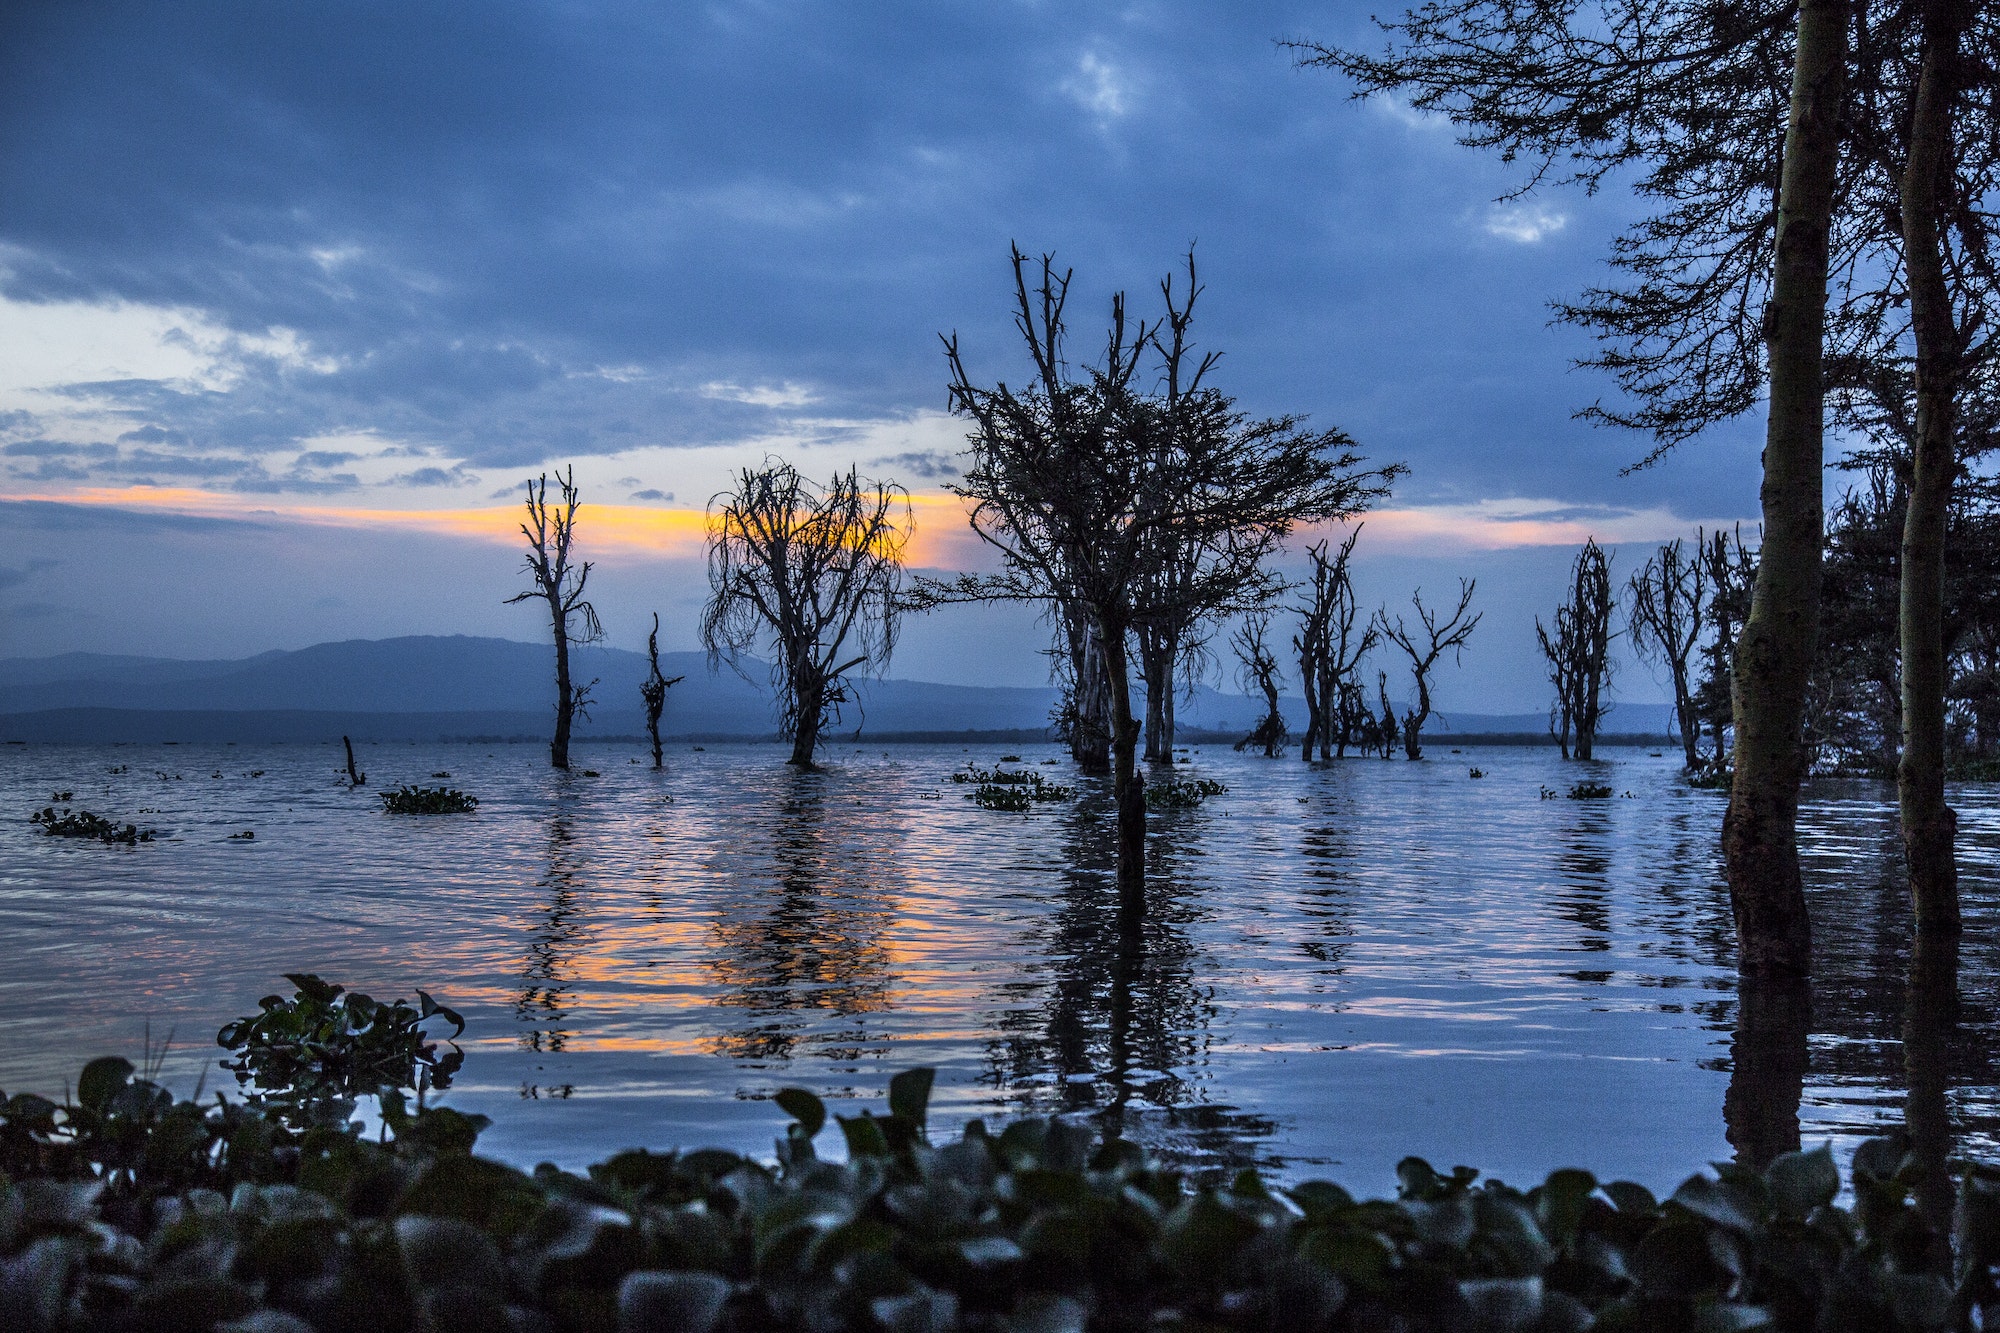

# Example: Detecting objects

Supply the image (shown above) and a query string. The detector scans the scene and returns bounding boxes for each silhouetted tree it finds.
[1628,539,1709,770]
[1050,602,1115,773]
[1375,670,1400,759]
[930,246,1398,909]
[1229,612,1288,757]
[1377,580,1481,759]
[1293,0,1852,977]
[1694,526,1759,771]
[506,468,602,771]
[1537,540,1616,761]
[640,612,684,770]
[701,460,912,767]
[1294,526,1374,761]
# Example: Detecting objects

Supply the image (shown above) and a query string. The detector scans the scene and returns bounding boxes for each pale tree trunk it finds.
[1897,0,1965,940]
[1723,0,1846,978]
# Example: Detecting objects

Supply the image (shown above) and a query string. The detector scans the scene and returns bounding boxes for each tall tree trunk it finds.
[1140,630,1173,763]
[1075,624,1113,774]
[1723,0,1845,979]
[1298,644,1322,763]
[550,593,574,771]
[1673,659,1700,770]
[1904,930,1959,1265]
[1101,622,1147,922]
[1897,0,1966,940]
[789,673,821,767]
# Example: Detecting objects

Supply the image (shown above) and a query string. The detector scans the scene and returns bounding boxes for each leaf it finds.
[1764,1144,1838,1219]
[773,1088,826,1138]
[1287,1180,1355,1220]
[1671,1175,1759,1234]
[618,1270,731,1333]
[838,1112,890,1159]
[1604,1180,1659,1216]
[76,1056,133,1111]
[888,1068,934,1129]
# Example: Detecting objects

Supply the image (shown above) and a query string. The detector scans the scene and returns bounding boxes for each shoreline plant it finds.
[380,784,478,815]
[28,806,155,844]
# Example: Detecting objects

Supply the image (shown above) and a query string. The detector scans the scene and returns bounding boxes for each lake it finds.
[2,737,1995,1195]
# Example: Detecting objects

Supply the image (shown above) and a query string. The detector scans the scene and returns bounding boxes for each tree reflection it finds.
[1552,796,1614,962]
[1724,972,1810,1171]
[517,801,587,1097]
[705,768,897,1062]
[1904,932,1958,1258]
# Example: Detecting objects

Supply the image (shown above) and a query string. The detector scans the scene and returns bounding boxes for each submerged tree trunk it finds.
[1897,0,1966,941]
[550,605,575,771]
[788,672,822,767]
[1101,619,1147,921]
[1723,0,1844,979]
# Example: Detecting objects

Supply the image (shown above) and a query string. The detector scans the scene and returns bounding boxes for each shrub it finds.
[380,784,478,814]
[1566,781,1614,800]
[955,765,1075,811]
[1145,777,1227,810]
[27,806,154,844]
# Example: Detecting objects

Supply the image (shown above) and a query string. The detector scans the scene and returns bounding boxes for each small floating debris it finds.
[50,790,72,802]
[582,769,601,777]
[431,771,452,779]
[227,830,255,841]
[1469,768,1485,779]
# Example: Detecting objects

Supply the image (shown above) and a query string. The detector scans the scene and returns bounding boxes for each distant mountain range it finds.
[0,635,1675,743]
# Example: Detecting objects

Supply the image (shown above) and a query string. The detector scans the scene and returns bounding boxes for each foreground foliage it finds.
[6,982,2000,1331]
[378,785,479,815]
[27,807,155,844]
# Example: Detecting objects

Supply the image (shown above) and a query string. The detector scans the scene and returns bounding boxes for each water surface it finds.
[2,739,1994,1193]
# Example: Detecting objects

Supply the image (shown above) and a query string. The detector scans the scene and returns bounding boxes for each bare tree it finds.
[1229,612,1288,757]
[1537,540,1616,761]
[702,460,912,767]
[929,246,1398,909]
[1375,670,1400,759]
[1049,602,1115,773]
[506,468,602,771]
[1377,580,1481,759]
[1628,540,1709,770]
[1696,526,1759,770]
[1294,526,1375,761]
[640,612,684,770]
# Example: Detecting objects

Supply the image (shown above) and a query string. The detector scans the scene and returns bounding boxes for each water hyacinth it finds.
[378,784,479,815]
[7,977,2000,1331]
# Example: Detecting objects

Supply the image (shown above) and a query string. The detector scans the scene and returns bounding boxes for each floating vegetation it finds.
[955,764,1075,810]
[1568,781,1614,800]
[582,769,601,777]
[999,753,1022,761]
[228,830,256,841]
[1468,767,1485,779]
[430,770,452,778]
[1686,766,1732,789]
[106,765,127,774]
[1145,777,1228,810]
[30,806,155,843]
[49,790,72,802]
[379,784,479,815]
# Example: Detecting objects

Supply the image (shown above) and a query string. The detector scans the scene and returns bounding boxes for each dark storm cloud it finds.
[0,498,271,536]
[873,450,960,480]
[0,0,1762,515]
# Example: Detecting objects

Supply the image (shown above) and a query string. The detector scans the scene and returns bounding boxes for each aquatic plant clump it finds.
[380,783,479,814]
[28,806,155,844]
[1145,777,1228,810]
[954,764,1075,811]
[4,1045,2000,1332]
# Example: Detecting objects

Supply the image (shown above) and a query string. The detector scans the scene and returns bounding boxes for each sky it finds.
[0,1,1781,712]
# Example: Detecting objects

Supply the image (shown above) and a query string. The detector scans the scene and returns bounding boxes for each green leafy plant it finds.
[216,973,466,1131]
[4,1048,2000,1332]
[1566,781,1614,800]
[1145,777,1228,810]
[380,784,479,814]
[28,806,155,843]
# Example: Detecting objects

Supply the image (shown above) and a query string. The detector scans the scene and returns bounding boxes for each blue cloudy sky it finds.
[0,1,1773,710]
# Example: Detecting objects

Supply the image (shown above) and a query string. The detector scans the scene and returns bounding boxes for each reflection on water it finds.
[2,741,1997,1192]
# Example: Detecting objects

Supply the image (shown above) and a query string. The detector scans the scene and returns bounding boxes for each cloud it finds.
[629,488,673,501]
[699,381,818,409]
[293,450,362,469]
[1063,52,1130,121]
[1483,203,1569,243]
[872,449,958,480]
[388,465,479,487]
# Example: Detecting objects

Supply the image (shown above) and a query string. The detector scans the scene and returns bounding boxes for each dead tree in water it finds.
[1538,539,1617,760]
[1377,579,1480,759]
[1050,602,1114,773]
[928,246,1398,912]
[1230,612,1288,756]
[702,460,911,767]
[1294,526,1373,760]
[506,468,602,771]
[1628,539,1708,770]
[640,612,685,769]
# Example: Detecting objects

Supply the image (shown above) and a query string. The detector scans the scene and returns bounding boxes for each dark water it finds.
[2,738,1995,1195]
